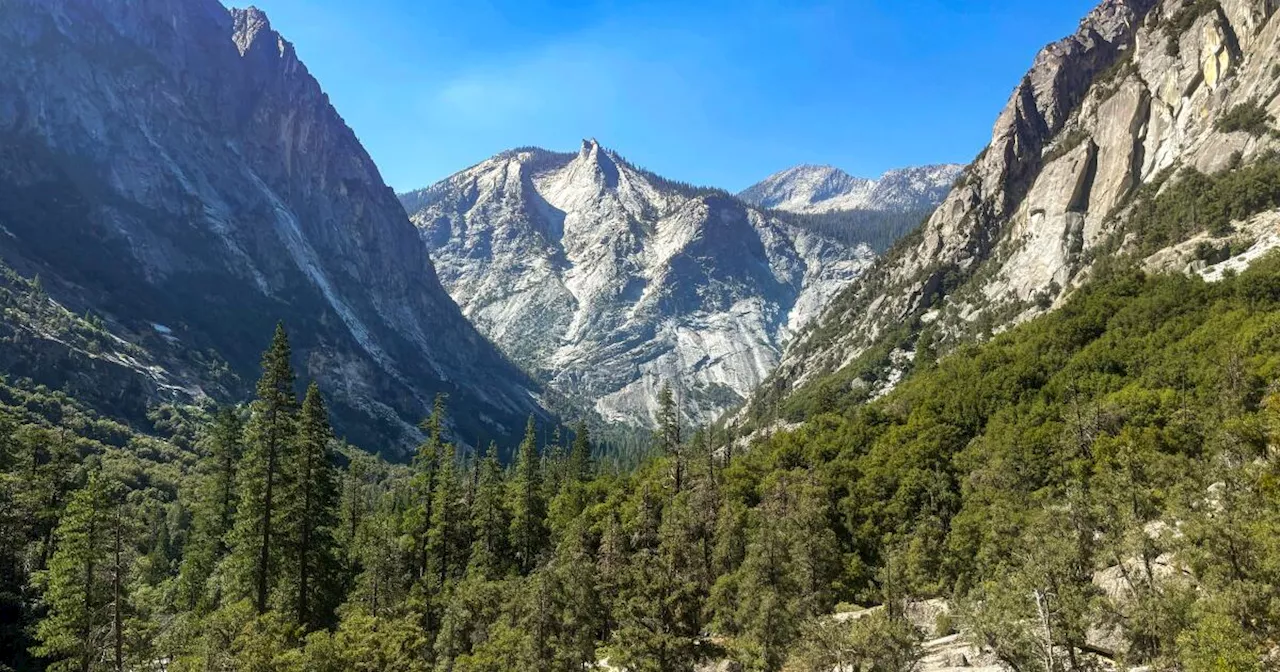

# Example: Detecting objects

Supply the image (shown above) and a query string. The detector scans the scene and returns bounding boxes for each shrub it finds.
[1126,155,1280,255]
[1215,100,1274,137]
[934,611,956,638]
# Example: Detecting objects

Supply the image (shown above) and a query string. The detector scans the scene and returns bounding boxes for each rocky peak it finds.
[231,6,275,56]
[574,137,621,188]
[401,145,876,428]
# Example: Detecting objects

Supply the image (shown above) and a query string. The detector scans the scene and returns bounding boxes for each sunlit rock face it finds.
[756,0,1280,408]
[401,141,875,427]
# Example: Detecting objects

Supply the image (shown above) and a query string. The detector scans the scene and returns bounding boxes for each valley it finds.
[3,0,1280,670]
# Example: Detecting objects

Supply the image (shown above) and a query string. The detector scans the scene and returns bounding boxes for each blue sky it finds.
[245,0,1097,192]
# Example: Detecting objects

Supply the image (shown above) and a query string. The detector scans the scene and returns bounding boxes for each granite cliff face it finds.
[0,0,545,453]
[758,0,1280,414]
[400,142,874,427]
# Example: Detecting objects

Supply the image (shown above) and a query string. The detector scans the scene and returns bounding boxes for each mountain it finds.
[739,164,964,254]
[399,141,874,428]
[0,0,545,454]
[739,164,964,214]
[746,0,1280,424]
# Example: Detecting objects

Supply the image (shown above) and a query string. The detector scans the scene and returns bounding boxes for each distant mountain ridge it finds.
[739,164,964,214]
[400,140,875,428]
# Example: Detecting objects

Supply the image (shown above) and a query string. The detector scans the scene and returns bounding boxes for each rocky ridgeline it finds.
[762,0,1280,407]
[739,164,964,215]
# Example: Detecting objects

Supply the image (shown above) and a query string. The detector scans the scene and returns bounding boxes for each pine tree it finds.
[408,395,446,581]
[657,383,684,493]
[349,503,411,619]
[338,453,375,581]
[610,496,703,672]
[0,415,30,671]
[33,472,136,672]
[713,475,839,671]
[568,422,593,484]
[467,443,510,580]
[596,510,628,643]
[544,426,567,500]
[284,383,342,631]
[176,407,243,612]
[226,323,298,614]
[548,520,604,669]
[19,426,83,571]
[509,417,548,574]
[425,440,468,592]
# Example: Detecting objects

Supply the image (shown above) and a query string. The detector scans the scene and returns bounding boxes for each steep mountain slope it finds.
[0,0,545,453]
[739,164,964,214]
[400,141,874,428]
[750,0,1280,422]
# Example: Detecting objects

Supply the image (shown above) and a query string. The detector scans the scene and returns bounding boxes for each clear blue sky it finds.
[243,0,1097,192]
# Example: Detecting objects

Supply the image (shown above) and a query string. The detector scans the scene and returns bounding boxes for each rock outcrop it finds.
[401,142,874,427]
[759,0,1280,410]
[0,0,546,453]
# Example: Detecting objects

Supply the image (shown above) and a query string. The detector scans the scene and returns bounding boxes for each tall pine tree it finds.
[33,472,136,672]
[657,383,684,493]
[226,323,298,614]
[284,383,342,631]
[467,443,511,580]
[509,417,548,575]
[569,422,593,484]
[425,438,469,592]
[176,407,243,612]
[408,395,446,581]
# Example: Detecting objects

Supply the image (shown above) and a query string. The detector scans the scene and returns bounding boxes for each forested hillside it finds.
[756,0,1280,426]
[6,249,1280,670]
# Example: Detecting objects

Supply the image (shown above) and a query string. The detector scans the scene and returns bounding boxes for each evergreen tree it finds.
[610,495,703,672]
[176,407,243,612]
[713,475,838,671]
[657,383,684,493]
[33,472,136,672]
[425,439,469,592]
[408,396,446,581]
[283,383,342,631]
[433,570,507,669]
[596,510,628,643]
[338,453,373,576]
[349,503,411,619]
[19,426,83,571]
[543,425,567,500]
[467,443,510,580]
[226,323,298,614]
[568,422,593,484]
[547,520,604,669]
[509,417,547,574]
[0,415,31,671]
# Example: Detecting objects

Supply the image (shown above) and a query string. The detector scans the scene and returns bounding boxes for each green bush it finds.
[1126,154,1280,255]
[1215,100,1274,136]
[934,611,956,638]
